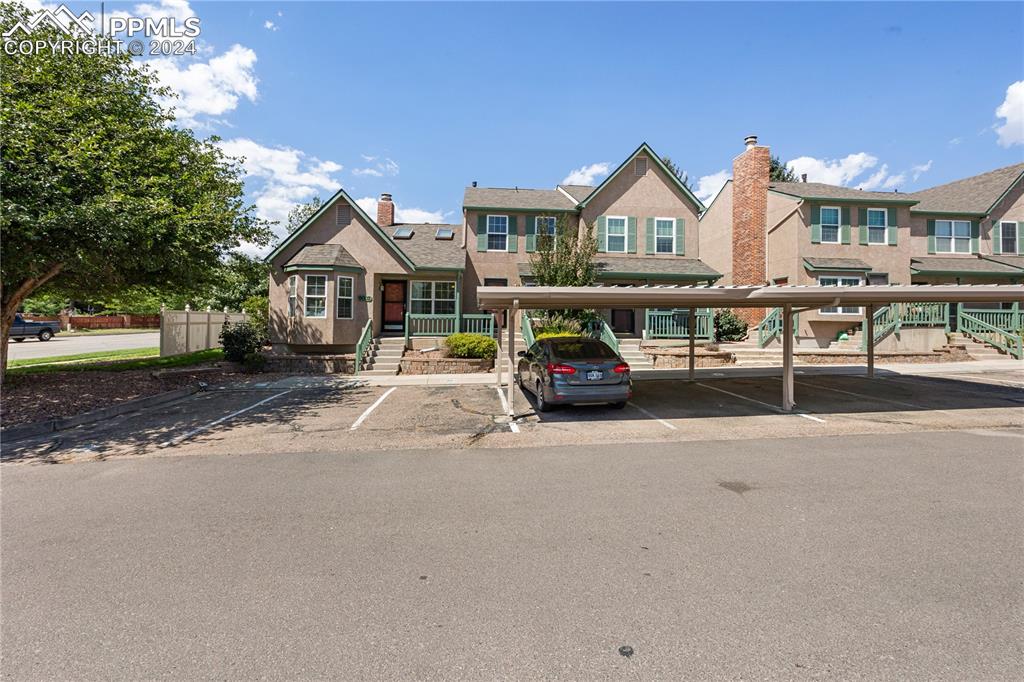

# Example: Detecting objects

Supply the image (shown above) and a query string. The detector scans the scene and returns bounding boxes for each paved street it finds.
[7,331,160,360]
[3,430,1022,680]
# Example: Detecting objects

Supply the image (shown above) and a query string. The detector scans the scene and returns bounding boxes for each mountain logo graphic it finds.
[3,4,95,39]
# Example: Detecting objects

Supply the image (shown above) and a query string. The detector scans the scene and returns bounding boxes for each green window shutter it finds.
[476,215,488,252]
[675,218,686,256]
[645,218,655,254]
[507,215,518,253]
[810,205,821,243]
[927,219,936,254]
[858,208,868,245]
[525,216,537,253]
[970,220,979,254]
[840,207,851,244]
[887,208,898,246]
[596,216,607,253]
[1017,222,1024,255]
[627,217,637,253]
[992,220,1001,255]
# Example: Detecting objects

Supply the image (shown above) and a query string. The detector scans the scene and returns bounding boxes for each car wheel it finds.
[38,330,53,341]
[611,401,627,410]
[535,381,553,412]
[13,337,24,342]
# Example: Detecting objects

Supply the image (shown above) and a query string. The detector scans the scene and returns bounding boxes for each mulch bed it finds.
[1,365,283,428]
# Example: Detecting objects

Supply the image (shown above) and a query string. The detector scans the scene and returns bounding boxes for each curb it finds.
[1,385,201,444]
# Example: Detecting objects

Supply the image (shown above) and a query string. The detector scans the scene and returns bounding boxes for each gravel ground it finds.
[1,366,288,427]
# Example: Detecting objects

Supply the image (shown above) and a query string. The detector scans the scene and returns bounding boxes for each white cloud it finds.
[355,197,447,225]
[948,137,963,146]
[352,168,383,177]
[911,160,932,181]
[263,20,277,31]
[352,156,399,178]
[360,154,377,162]
[995,80,1024,147]
[786,153,879,186]
[855,164,891,191]
[562,162,610,186]
[694,170,731,203]
[144,44,258,127]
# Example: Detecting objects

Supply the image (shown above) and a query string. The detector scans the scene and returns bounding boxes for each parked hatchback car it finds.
[517,336,632,411]
[9,313,60,342]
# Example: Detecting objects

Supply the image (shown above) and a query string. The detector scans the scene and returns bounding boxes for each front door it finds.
[382,280,407,332]
[610,309,634,334]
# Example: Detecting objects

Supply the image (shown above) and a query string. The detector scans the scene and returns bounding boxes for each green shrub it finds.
[533,313,582,337]
[242,295,269,340]
[535,331,580,341]
[444,333,498,359]
[714,308,748,342]
[219,321,266,362]
[242,351,267,372]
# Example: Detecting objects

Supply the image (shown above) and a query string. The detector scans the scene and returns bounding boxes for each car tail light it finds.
[613,363,630,374]
[546,362,576,375]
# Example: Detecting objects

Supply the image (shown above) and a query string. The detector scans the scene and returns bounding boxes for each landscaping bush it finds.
[714,308,748,342]
[444,333,498,359]
[220,321,266,362]
[242,295,270,339]
[535,331,580,341]
[242,351,267,372]
[533,313,582,337]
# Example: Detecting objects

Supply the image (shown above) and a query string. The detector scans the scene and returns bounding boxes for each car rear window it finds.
[550,340,617,360]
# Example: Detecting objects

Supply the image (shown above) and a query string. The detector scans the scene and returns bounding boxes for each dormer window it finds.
[634,157,648,176]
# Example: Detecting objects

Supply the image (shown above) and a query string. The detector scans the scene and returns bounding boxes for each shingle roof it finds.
[769,182,917,204]
[557,184,595,202]
[519,257,720,280]
[803,257,874,271]
[910,256,1024,275]
[389,224,465,270]
[284,244,362,269]
[909,163,1024,215]
[982,255,1024,271]
[463,186,577,211]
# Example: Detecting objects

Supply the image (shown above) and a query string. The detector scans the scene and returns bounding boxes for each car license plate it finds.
[586,370,603,381]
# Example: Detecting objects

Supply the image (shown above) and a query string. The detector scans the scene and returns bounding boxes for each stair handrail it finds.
[957,307,1023,359]
[860,305,897,350]
[354,319,373,375]
[757,308,782,348]
[597,319,620,354]
[520,310,536,349]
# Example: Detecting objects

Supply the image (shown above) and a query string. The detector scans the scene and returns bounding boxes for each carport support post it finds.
[507,301,518,416]
[782,304,794,411]
[866,304,875,378]
[494,309,502,389]
[688,307,696,381]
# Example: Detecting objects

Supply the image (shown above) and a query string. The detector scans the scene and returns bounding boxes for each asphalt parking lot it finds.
[3,367,1022,464]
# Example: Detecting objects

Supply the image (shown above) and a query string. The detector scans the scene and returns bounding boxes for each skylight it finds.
[435,227,454,240]
[393,227,414,239]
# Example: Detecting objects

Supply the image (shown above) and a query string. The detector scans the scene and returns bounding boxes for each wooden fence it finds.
[21,313,160,329]
[159,307,248,357]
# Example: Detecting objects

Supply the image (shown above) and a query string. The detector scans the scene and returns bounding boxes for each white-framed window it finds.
[536,216,557,245]
[336,276,354,319]
[654,217,675,254]
[866,208,887,244]
[410,281,456,315]
[819,276,863,315]
[935,220,971,254]
[287,275,298,318]
[304,275,327,318]
[1000,221,1017,254]
[487,215,508,251]
[606,216,627,253]
[820,206,840,243]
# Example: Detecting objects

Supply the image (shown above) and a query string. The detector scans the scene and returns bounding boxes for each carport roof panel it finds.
[477,284,1024,309]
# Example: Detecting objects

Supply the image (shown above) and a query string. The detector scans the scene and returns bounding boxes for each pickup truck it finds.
[9,313,60,342]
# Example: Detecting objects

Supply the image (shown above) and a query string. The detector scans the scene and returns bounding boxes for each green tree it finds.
[0,2,271,378]
[286,197,323,234]
[198,253,270,311]
[660,155,696,193]
[770,154,798,182]
[529,215,597,287]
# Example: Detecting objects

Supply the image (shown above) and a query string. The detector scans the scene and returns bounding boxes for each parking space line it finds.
[350,387,397,431]
[160,390,292,448]
[791,378,963,418]
[880,374,1024,398]
[696,382,825,422]
[627,402,678,430]
[494,387,520,433]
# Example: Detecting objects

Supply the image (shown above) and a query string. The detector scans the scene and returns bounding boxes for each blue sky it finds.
[31,1,1024,249]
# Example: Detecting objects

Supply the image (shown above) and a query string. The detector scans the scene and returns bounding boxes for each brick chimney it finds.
[731,135,770,327]
[377,192,395,227]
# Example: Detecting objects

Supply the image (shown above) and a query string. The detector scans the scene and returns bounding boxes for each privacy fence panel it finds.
[159,309,248,357]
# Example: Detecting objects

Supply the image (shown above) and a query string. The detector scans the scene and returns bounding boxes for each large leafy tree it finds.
[770,154,798,182]
[0,2,270,378]
[528,215,597,287]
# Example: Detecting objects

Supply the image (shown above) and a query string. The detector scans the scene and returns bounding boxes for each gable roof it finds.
[264,188,416,270]
[388,224,465,270]
[768,182,918,205]
[284,244,362,271]
[576,142,706,212]
[908,163,1024,215]
[463,186,577,212]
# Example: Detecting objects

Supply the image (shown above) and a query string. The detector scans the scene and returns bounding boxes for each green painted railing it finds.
[597,319,620,354]
[405,313,458,341]
[757,308,799,348]
[354,319,373,375]
[860,302,948,350]
[521,310,536,349]
[461,313,495,337]
[644,309,714,340]
[957,305,1023,359]
[959,306,1023,333]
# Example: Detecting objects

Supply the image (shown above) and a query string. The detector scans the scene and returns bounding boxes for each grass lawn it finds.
[8,348,224,375]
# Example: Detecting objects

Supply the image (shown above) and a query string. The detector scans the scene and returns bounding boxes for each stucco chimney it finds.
[377,192,395,227]
[731,136,770,326]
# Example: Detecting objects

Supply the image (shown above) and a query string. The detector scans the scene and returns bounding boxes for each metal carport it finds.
[477,284,1024,416]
